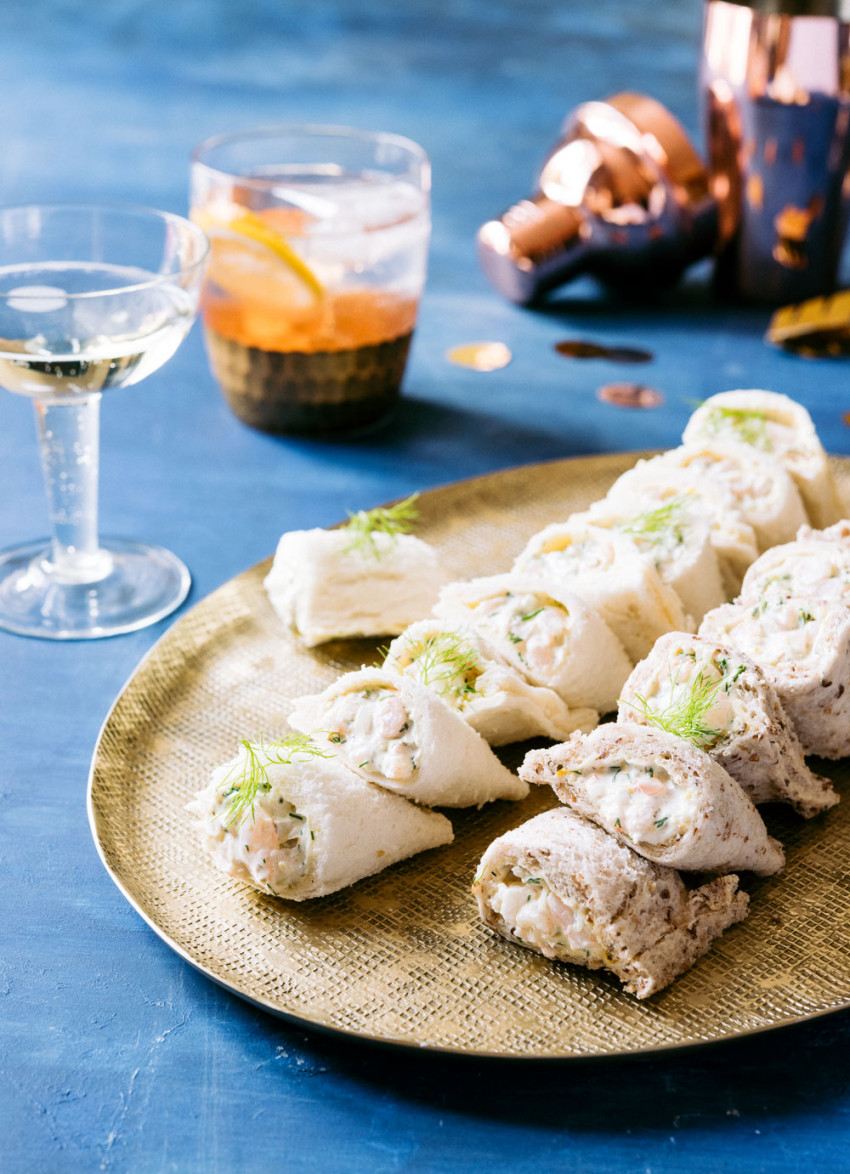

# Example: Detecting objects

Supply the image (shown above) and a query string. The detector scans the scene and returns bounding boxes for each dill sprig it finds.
[341,493,420,559]
[622,664,732,748]
[389,630,482,699]
[616,499,687,547]
[702,406,772,452]
[221,733,332,828]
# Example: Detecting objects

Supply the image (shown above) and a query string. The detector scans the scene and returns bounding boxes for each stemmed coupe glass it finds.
[0,204,209,639]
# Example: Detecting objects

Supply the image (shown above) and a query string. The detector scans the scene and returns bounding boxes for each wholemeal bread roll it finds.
[699,599,850,759]
[683,389,842,529]
[472,807,749,999]
[382,620,597,746]
[617,632,837,818]
[263,526,448,646]
[512,519,690,661]
[433,574,632,714]
[738,533,850,613]
[288,667,528,808]
[570,497,725,623]
[615,443,806,553]
[186,735,453,900]
[521,723,785,875]
[603,470,758,598]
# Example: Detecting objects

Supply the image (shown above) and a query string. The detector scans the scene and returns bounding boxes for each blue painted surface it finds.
[2,2,850,1170]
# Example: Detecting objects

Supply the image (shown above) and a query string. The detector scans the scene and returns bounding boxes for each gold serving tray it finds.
[88,452,850,1058]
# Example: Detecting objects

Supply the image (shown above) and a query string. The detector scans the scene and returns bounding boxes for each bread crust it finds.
[521,723,785,875]
[473,807,748,999]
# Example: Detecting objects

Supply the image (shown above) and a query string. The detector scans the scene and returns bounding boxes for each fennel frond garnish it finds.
[621,660,742,749]
[702,405,772,452]
[389,630,483,700]
[341,492,420,559]
[616,499,687,547]
[220,733,332,827]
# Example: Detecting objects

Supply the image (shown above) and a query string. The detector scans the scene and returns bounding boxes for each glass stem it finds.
[33,394,112,582]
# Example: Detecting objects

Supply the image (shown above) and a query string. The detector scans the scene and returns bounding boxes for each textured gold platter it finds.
[88,452,850,1058]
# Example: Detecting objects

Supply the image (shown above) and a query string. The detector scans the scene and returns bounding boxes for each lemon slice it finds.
[193,204,324,302]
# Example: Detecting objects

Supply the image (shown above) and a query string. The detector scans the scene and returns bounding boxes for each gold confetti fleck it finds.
[597,382,664,409]
[446,341,512,371]
[843,411,850,428]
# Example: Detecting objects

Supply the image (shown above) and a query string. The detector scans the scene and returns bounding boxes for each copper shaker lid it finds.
[477,92,717,305]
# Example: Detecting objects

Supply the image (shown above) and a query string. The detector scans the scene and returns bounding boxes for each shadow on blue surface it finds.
[197,970,850,1136]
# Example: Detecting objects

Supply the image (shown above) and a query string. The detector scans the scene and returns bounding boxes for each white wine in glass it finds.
[0,204,209,639]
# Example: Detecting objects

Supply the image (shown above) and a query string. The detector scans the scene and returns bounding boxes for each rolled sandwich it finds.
[382,620,598,746]
[699,599,850,760]
[288,667,528,807]
[186,734,453,900]
[521,723,785,875]
[683,389,843,529]
[603,469,758,598]
[738,533,850,613]
[512,519,690,661]
[264,515,448,647]
[570,497,725,623]
[473,807,749,999]
[617,632,837,817]
[433,573,632,714]
[614,443,806,552]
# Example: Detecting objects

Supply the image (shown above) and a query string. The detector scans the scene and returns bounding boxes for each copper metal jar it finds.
[702,0,850,303]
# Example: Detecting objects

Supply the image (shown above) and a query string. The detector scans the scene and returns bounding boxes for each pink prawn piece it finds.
[375,694,411,739]
[637,779,665,796]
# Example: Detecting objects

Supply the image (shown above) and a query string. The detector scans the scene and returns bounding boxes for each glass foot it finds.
[0,537,191,639]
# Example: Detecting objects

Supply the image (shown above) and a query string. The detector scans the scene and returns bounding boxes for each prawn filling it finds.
[561,762,696,847]
[464,590,570,677]
[485,865,606,964]
[325,686,419,780]
[720,598,828,667]
[206,789,312,894]
[748,552,850,609]
[672,451,778,506]
[623,647,746,751]
[526,533,617,576]
[698,404,791,455]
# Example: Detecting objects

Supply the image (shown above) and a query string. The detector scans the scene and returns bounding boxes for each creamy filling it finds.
[563,762,695,846]
[715,600,825,667]
[325,686,419,780]
[749,554,850,609]
[528,533,617,576]
[673,452,776,511]
[205,791,312,895]
[626,646,745,750]
[488,866,606,963]
[466,590,569,678]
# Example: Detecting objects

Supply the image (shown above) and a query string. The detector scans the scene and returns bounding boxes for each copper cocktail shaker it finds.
[477,92,718,305]
[702,0,850,304]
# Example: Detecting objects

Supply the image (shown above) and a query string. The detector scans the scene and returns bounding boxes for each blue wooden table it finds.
[3,2,850,1170]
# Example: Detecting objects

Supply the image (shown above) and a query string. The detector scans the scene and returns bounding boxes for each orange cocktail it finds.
[191,127,430,434]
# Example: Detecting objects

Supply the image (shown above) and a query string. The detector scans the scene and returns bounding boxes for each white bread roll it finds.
[382,620,597,746]
[521,723,785,876]
[683,389,842,529]
[604,469,758,598]
[288,667,528,808]
[617,632,837,818]
[617,443,806,553]
[572,497,725,623]
[186,735,453,900]
[473,807,748,999]
[264,526,448,646]
[700,600,850,760]
[433,573,632,714]
[512,519,690,661]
